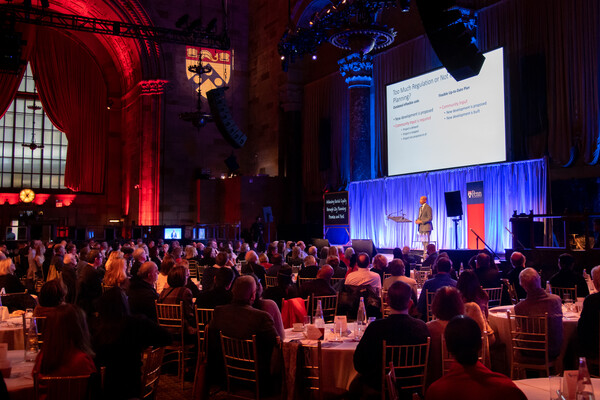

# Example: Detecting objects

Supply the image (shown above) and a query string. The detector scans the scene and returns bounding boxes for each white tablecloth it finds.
[5,349,34,400]
[514,377,600,400]
[0,317,24,350]
[283,324,359,399]
[488,305,579,376]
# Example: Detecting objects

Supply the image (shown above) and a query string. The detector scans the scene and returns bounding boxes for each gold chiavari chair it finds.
[34,374,91,400]
[551,286,577,303]
[311,294,338,323]
[140,346,165,399]
[507,312,554,379]
[265,276,278,289]
[220,333,260,400]
[483,286,503,308]
[382,338,430,400]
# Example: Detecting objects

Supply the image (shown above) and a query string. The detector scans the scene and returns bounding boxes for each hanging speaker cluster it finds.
[415,0,485,82]
[206,87,247,149]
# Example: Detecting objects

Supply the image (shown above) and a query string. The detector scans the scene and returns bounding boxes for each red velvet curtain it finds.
[0,24,35,119]
[30,27,108,193]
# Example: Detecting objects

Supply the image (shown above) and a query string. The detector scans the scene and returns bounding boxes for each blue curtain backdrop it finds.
[348,158,547,253]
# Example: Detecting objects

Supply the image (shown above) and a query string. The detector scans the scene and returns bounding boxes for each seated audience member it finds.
[300,265,336,298]
[456,270,495,346]
[577,265,600,360]
[549,253,589,298]
[208,276,280,395]
[103,255,129,290]
[507,251,527,300]
[351,281,429,399]
[298,255,319,278]
[426,315,527,400]
[401,246,418,275]
[61,254,77,304]
[177,259,201,299]
[426,286,465,387]
[129,247,147,278]
[421,244,438,269]
[287,246,304,267]
[76,250,104,316]
[383,259,417,298]
[263,265,299,310]
[34,279,67,318]
[33,304,96,379]
[47,245,65,281]
[158,265,196,335]
[196,267,234,309]
[246,250,267,286]
[259,253,272,271]
[93,287,171,399]
[127,261,159,322]
[345,253,382,291]
[157,255,174,294]
[0,258,25,293]
[202,252,230,292]
[417,257,457,320]
[265,253,284,277]
[340,247,354,270]
[515,267,563,360]
[237,242,249,262]
[318,246,329,267]
[252,275,285,340]
[474,252,502,289]
[326,255,347,278]
[184,245,199,263]
[370,254,389,282]
[199,246,216,267]
[307,246,318,263]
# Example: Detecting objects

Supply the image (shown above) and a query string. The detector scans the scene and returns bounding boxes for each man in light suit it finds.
[415,195,433,253]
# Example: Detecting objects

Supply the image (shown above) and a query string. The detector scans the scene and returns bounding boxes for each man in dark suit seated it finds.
[196,266,234,309]
[300,265,336,298]
[515,267,563,360]
[577,266,600,361]
[127,261,159,322]
[475,252,502,288]
[266,253,284,277]
[426,315,527,400]
[507,251,527,300]
[417,257,456,320]
[549,253,589,298]
[350,281,429,399]
[207,276,280,395]
[298,255,319,278]
[76,249,104,316]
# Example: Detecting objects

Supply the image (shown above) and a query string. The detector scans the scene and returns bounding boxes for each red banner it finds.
[466,181,485,249]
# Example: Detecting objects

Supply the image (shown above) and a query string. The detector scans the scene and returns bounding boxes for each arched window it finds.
[0,64,68,189]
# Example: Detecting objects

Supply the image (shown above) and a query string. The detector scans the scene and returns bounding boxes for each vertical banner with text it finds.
[324,191,350,245]
[466,181,485,249]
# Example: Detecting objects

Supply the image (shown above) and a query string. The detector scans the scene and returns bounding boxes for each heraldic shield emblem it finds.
[186,46,232,98]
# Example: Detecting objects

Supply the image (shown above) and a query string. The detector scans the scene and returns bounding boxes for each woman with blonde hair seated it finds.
[103,256,129,290]
[0,258,25,293]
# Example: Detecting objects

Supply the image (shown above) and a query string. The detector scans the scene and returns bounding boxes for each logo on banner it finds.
[467,189,483,199]
[186,46,232,98]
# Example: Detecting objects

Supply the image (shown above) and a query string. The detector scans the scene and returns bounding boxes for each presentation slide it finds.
[386,47,506,176]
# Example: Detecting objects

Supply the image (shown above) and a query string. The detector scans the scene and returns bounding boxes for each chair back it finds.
[425,290,435,322]
[382,338,430,400]
[551,286,577,303]
[195,307,214,361]
[441,335,488,375]
[381,290,391,318]
[502,279,519,305]
[23,315,46,349]
[140,346,165,399]
[415,271,429,289]
[34,373,91,400]
[506,311,551,379]
[101,283,115,293]
[383,273,392,282]
[330,277,345,287]
[311,294,338,323]
[188,260,199,280]
[155,301,185,344]
[301,341,323,399]
[298,277,317,289]
[483,286,503,308]
[265,276,278,289]
[220,333,260,400]
[386,361,399,400]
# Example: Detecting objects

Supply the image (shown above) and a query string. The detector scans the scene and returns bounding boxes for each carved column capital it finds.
[338,53,373,88]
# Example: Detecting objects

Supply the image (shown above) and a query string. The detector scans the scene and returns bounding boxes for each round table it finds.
[0,317,24,350]
[514,377,600,400]
[488,305,579,376]
[5,349,35,400]
[283,323,359,399]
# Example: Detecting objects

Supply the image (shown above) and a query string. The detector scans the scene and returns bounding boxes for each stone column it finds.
[339,53,373,182]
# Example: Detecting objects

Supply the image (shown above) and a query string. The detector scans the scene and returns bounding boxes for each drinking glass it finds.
[548,375,561,400]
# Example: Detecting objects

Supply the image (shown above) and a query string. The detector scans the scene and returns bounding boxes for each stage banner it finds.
[467,181,485,249]
[324,191,350,245]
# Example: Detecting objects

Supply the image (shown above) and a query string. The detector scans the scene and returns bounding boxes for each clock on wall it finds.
[19,189,36,203]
